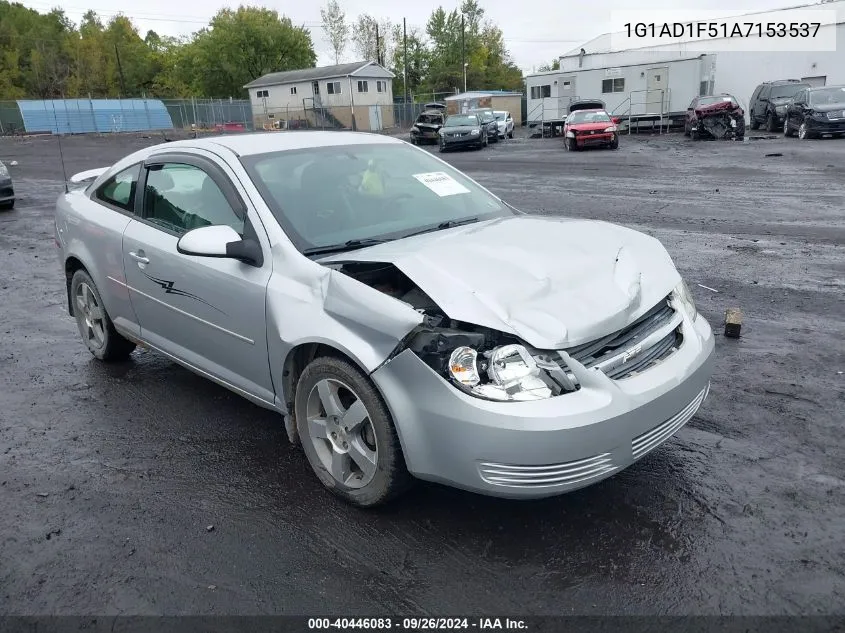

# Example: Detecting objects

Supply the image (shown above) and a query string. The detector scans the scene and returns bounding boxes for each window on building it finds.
[256,89,269,98]
[290,86,297,95]
[530,85,551,99]
[601,78,625,93]
[562,81,571,87]
[376,80,386,93]
[358,80,369,93]
[327,81,342,95]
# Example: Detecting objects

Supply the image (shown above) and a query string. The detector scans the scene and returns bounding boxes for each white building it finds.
[244,61,395,131]
[525,0,845,125]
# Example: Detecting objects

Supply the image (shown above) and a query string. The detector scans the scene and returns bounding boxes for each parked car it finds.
[55,131,714,507]
[0,159,15,209]
[684,94,745,140]
[422,102,446,112]
[563,102,620,151]
[493,110,515,139]
[470,109,499,143]
[410,110,445,145]
[784,85,845,139]
[749,79,810,132]
[438,113,488,151]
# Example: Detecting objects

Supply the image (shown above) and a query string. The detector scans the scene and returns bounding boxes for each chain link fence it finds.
[0,97,439,136]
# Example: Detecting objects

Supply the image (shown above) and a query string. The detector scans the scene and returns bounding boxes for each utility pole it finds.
[461,14,466,93]
[114,43,127,96]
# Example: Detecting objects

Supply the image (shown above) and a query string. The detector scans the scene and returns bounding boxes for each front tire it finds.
[70,269,135,361]
[0,200,14,210]
[295,356,412,507]
[609,134,619,150]
[784,117,794,137]
[798,122,811,139]
[766,112,777,133]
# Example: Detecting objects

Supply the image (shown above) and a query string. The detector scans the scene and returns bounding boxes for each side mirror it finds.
[177,225,262,266]
[611,117,620,124]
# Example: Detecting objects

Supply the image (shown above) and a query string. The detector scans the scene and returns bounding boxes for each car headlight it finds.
[604,125,617,132]
[0,162,8,178]
[566,131,575,138]
[438,129,446,136]
[470,128,480,135]
[673,280,698,321]
[411,125,419,132]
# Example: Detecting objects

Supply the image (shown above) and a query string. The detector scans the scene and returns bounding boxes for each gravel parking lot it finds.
[1,129,843,616]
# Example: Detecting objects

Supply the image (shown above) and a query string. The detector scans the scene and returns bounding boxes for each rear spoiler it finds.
[69,167,109,186]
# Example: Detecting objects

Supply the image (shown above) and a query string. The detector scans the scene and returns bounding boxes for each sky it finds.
[19,0,813,73]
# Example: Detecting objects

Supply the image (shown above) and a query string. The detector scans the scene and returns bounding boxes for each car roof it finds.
[158,131,402,157]
[808,85,844,91]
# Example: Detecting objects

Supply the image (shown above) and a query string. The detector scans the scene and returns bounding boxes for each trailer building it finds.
[525,0,845,131]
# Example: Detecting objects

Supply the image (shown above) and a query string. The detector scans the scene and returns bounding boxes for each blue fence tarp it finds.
[15,99,174,134]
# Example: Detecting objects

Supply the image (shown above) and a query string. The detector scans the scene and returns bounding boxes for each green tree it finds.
[320,0,348,65]
[351,14,392,65]
[191,6,316,97]
[537,59,560,72]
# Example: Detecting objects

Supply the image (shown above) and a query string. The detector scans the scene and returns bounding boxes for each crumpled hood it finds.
[695,100,742,116]
[319,216,682,349]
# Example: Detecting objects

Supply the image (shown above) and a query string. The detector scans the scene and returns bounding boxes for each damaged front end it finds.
[693,101,745,140]
[335,262,579,402]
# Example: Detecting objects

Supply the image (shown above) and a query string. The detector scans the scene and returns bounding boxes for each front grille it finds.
[632,384,709,460]
[447,132,468,138]
[564,298,682,380]
[478,453,617,489]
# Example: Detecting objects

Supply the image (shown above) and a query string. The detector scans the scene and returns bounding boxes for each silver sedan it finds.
[54,131,714,507]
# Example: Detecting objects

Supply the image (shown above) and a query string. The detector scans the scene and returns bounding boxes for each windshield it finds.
[567,110,612,124]
[445,115,478,126]
[809,87,845,105]
[240,143,512,253]
[770,84,808,99]
[698,96,737,106]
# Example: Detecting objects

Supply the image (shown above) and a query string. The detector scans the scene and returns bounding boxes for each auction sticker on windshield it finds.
[413,172,471,197]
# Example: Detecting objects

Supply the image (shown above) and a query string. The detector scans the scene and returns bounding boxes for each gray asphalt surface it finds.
[1,129,844,616]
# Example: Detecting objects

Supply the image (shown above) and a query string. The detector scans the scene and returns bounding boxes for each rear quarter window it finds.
[93,164,140,212]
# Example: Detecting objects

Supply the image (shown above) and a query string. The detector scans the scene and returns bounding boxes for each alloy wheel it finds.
[305,378,378,488]
[75,282,106,350]
[799,123,808,139]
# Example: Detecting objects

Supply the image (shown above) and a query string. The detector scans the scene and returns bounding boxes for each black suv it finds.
[749,80,810,132]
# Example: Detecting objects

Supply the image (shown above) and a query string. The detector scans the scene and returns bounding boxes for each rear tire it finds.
[295,356,413,508]
[750,116,760,130]
[70,269,136,361]
[0,200,13,210]
[508,130,514,139]
[783,118,794,137]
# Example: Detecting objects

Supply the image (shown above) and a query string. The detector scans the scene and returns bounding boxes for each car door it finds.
[749,86,762,122]
[122,151,275,405]
[755,86,770,122]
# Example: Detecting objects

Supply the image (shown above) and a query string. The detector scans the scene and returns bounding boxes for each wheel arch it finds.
[64,255,90,316]
[280,340,392,445]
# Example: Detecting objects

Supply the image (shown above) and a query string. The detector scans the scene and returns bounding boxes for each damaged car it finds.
[54,132,715,507]
[684,94,745,140]
[783,85,845,139]
[0,159,14,210]
[563,100,620,151]
[409,110,445,145]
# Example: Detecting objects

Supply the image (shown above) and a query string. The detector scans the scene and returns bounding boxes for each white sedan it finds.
[493,111,515,138]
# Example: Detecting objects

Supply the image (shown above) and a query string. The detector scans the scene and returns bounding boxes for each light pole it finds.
[463,62,468,93]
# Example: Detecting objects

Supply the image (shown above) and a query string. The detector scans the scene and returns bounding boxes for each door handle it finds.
[129,251,150,265]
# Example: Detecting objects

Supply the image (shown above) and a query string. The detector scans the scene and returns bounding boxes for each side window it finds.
[760,86,770,100]
[143,163,244,237]
[93,164,140,212]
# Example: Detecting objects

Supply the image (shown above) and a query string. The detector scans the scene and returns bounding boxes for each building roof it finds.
[244,62,394,89]
[443,90,523,100]
[562,0,845,56]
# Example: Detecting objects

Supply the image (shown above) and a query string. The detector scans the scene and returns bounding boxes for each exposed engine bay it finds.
[694,100,745,140]
[332,261,580,400]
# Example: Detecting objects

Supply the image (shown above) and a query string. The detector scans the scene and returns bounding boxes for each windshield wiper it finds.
[302,238,390,257]
[402,217,480,239]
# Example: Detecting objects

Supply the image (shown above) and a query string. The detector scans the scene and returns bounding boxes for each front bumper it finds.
[411,129,440,142]
[0,176,13,203]
[574,132,614,147]
[441,134,483,149]
[807,116,845,134]
[372,312,715,499]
